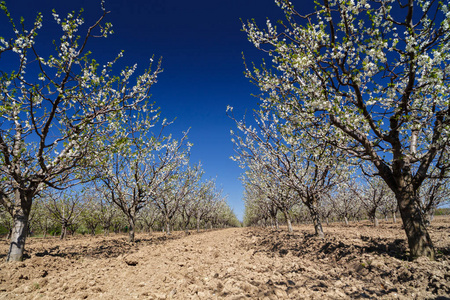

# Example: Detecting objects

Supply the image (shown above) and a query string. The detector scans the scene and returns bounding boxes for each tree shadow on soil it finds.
[248,230,409,261]
[31,234,182,260]
[319,236,408,260]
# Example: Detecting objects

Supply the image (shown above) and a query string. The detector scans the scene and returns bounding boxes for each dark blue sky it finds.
[3,0,315,220]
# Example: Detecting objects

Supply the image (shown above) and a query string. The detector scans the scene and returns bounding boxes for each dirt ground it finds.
[0,217,449,300]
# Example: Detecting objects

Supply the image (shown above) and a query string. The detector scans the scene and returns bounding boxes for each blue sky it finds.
[2,0,315,221]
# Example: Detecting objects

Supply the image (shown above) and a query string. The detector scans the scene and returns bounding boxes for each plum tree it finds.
[0,2,161,260]
[242,0,449,259]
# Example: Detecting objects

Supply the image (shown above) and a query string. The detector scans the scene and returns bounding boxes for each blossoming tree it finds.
[0,2,161,261]
[240,152,298,232]
[152,163,202,235]
[231,109,350,236]
[242,0,449,259]
[94,120,191,242]
[352,176,393,227]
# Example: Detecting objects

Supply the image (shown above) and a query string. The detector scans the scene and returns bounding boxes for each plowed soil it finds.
[0,217,449,299]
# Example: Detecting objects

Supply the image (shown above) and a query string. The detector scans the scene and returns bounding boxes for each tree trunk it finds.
[344,216,349,226]
[128,217,135,243]
[7,206,30,262]
[184,216,191,234]
[424,210,434,227]
[306,200,324,238]
[311,209,324,238]
[396,189,435,260]
[282,209,293,233]
[393,211,397,223]
[60,221,67,240]
[369,211,379,227]
[165,215,171,235]
[196,217,200,233]
[43,218,48,238]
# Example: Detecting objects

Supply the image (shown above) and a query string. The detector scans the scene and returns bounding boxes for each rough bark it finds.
[369,210,379,227]
[396,189,435,260]
[7,191,32,262]
[183,215,191,234]
[7,208,29,262]
[165,215,171,235]
[282,209,293,233]
[128,217,135,243]
[305,199,324,238]
[60,221,68,240]
[312,212,324,238]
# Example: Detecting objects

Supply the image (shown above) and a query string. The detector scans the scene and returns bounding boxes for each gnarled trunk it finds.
[128,217,135,243]
[165,215,171,235]
[396,187,434,260]
[7,208,29,262]
[305,200,324,238]
[311,211,324,238]
[282,209,293,233]
[60,220,68,240]
[7,190,32,262]
[368,208,379,227]
[183,214,191,234]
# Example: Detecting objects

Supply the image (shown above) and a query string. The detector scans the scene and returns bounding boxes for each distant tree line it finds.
[0,179,240,241]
